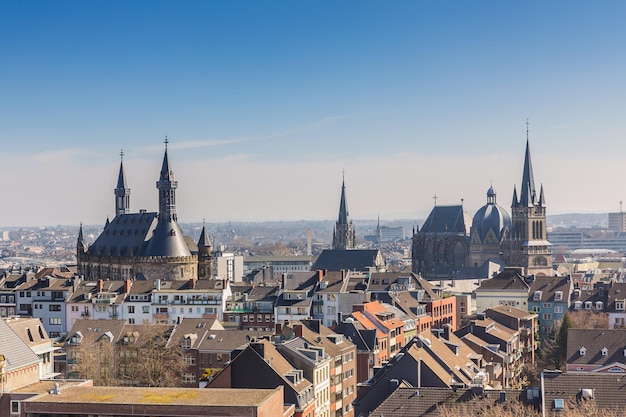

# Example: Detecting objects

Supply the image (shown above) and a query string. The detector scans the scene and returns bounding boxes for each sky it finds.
[2,1,626,227]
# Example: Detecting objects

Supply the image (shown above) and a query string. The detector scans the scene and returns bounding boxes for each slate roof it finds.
[528,276,571,302]
[606,282,626,312]
[333,320,378,352]
[476,269,530,291]
[370,386,525,417]
[420,205,471,235]
[0,318,41,372]
[566,328,626,368]
[312,249,384,271]
[542,371,626,412]
[87,212,157,257]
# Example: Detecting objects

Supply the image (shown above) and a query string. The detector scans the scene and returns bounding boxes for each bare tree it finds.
[71,337,118,386]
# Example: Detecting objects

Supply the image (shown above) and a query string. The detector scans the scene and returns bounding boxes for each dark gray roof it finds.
[371,386,525,417]
[542,371,626,412]
[471,188,511,242]
[567,328,626,368]
[528,276,571,302]
[312,249,383,271]
[476,269,530,291]
[144,220,192,257]
[517,139,537,207]
[88,212,157,257]
[420,205,469,235]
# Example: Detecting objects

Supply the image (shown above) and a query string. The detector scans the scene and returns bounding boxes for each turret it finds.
[156,137,178,223]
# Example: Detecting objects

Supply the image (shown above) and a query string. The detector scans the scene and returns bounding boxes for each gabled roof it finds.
[312,249,384,271]
[542,371,626,412]
[528,276,571,303]
[66,319,127,345]
[566,328,626,368]
[333,320,378,352]
[370,386,525,417]
[419,205,470,235]
[0,318,41,372]
[476,269,530,292]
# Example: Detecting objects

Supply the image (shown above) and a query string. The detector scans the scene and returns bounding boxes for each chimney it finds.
[189,278,197,289]
[353,304,365,313]
[341,269,347,280]
[155,279,161,290]
[317,270,324,281]
[97,279,104,292]
[294,324,303,337]
[443,324,451,341]
[124,279,132,294]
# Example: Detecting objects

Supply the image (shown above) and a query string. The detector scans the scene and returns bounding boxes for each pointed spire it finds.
[114,149,131,216]
[156,137,178,223]
[77,223,86,252]
[337,173,349,225]
[105,216,110,228]
[160,136,173,182]
[511,184,518,208]
[538,184,545,207]
[519,131,537,207]
[198,221,212,248]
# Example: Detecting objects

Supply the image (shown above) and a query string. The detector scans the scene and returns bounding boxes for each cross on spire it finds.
[120,148,124,160]
[164,135,169,148]
[433,194,438,206]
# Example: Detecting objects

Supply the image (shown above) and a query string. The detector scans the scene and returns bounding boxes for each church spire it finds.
[77,222,86,252]
[519,128,536,207]
[332,173,356,250]
[114,149,131,216]
[198,221,212,248]
[156,136,178,222]
[337,172,349,225]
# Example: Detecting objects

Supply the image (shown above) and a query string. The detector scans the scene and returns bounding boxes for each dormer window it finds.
[534,291,542,301]
[554,291,563,301]
[596,301,603,311]
[601,347,608,356]
[579,347,586,356]
[574,301,582,310]
[616,300,625,311]
[584,301,592,310]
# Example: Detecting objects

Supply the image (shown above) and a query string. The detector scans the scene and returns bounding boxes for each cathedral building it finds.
[413,135,552,279]
[77,143,213,281]
[332,176,356,250]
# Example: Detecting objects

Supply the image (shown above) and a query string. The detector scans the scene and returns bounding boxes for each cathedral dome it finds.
[472,187,511,242]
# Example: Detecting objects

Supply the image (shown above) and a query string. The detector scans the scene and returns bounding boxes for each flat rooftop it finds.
[26,386,279,407]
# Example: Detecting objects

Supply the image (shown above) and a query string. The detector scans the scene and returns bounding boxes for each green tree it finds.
[555,313,572,368]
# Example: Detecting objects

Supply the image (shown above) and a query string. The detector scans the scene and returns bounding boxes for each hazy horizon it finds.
[3,2,626,227]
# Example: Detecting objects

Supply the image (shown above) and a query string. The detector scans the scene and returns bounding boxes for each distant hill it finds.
[547,213,608,229]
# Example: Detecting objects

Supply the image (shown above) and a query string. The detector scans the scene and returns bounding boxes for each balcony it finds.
[521,327,533,336]
[153,313,168,320]
[93,298,115,305]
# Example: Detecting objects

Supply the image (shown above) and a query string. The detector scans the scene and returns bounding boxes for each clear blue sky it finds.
[2,1,626,226]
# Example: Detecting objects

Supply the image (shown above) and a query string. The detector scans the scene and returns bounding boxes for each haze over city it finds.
[2,1,626,227]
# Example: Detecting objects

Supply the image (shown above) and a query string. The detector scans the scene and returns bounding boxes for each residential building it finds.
[209,341,316,417]
[527,275,572,334]
[566,328,626,373]
[244,255,312,280]
[4,317,59,380]
[474,268,530,314]
[275,271,319,324]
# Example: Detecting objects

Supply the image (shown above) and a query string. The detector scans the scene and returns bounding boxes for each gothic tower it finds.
[332,175,356,250]
[502,137,552,276]
[114,150,131,216]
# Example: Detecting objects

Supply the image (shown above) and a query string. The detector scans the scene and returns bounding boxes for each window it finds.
[10,400,20,415]
[184,355,196,365]
[128,306,135,313]
[49,317,62,325]
[71,305,79,312]
[542,303,552,309]
[128,318,135,324]
[532,306,540,313]
[49,304,61,312]
[554,306,563,314]
[601,347,608,356]
[142,306,150,313]
[543,313,552,320]
[181,373,196,383]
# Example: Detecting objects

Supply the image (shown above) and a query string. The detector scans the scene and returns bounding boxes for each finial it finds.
[525,119,530,141]
[433,194,438,206]
[461,198,464,206]
[120,148,124,160]
[164,135,169,148]
[342,168,345,182]
[620,201,623,213]
[203,218,206,227]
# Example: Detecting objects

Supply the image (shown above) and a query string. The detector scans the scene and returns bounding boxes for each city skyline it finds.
[2,2,626,226]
